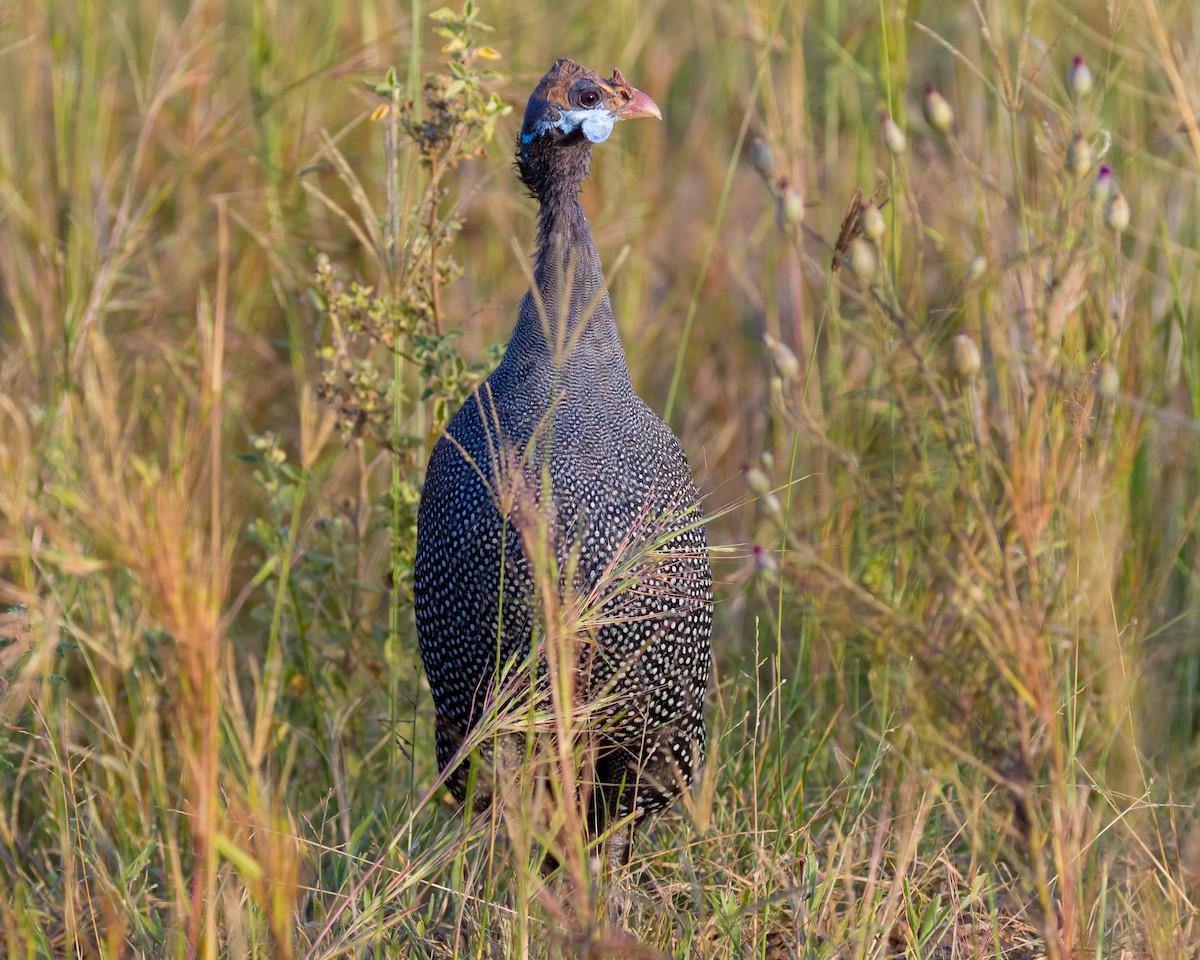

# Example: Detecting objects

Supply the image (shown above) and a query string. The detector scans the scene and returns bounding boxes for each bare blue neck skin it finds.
[521,106,616,146]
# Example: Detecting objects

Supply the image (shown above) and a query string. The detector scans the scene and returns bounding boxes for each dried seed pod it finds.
[764,333,800,380]
[1105,191,1131,232]
[880,111,907,154]
[860,202,886,242]
[848,237,877,279]
[967,255,987,280]
[1096,362,1119,398]
[1066,134,1092,178]
[923,84,954,134]
[950,333,982,381]
[745,467,772,497]
[749,137,776,178]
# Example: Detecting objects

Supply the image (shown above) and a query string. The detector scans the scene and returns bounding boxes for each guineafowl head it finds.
[517,58,660,199]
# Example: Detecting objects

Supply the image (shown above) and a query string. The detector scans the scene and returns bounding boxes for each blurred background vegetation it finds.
[2,0,1200,956]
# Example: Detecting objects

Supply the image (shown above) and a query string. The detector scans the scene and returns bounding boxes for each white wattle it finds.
[532,107,617,143]
[563,108,616,143]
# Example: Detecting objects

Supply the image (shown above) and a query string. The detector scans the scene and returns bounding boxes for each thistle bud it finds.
[745,466,772,497]
[1092,164,1114,200]
[1096,362,1119,398]
[1068,55,1093,99]
[848,237,877,280]
[923,84,954,134]
[950,333,982,381]
[761,492,784,522]
[880,111,907,154]
[776,178,805,229]
[1065,134,1092,178]
[860,202,886,242]
[764,333,800,380]
[749,137,776,178]
[967,254,987,280]
[1104,191,1130,232]
[753,545,780,578]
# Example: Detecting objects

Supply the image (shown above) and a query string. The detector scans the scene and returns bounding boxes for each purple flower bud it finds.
[753,545,780,578]
[1068,55,1094,98]
[776,178,805,229]
[1092,164,1114,199]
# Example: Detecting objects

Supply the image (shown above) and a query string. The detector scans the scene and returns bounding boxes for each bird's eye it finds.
[579,89,602,108]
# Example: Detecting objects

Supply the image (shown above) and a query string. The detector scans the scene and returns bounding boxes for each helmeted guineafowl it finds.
[414,58,712,868]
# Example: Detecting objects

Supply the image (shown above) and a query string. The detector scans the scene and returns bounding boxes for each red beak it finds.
[618,87,662,121]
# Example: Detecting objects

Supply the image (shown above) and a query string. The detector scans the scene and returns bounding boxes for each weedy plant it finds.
[734,4,1199,956]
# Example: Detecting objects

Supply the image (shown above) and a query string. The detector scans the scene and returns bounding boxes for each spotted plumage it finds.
[414,58,712,866]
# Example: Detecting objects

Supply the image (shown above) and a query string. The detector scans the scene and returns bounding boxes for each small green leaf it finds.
[213,832,264,881]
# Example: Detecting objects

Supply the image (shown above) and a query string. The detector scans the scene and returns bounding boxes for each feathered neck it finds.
[506,134,626,375]
[517,132,592,253]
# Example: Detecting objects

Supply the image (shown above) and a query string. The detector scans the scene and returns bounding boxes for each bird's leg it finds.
[605,817,634,874]
[599,808,639,928]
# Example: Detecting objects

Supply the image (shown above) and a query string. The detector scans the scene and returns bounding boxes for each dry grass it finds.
[2,0,1200,956]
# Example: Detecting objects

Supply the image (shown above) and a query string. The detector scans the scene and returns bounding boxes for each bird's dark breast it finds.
[413,373,713,813]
